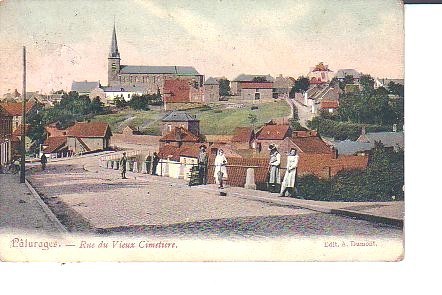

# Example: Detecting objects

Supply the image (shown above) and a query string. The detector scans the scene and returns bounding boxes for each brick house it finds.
[159,127,200,148]
[320,100,339,113]
[66,122,112,154]
[161,111,200,137]
[230,74,274,98]
[231,127,256,149]
[0,101,37,132]
[42,136,69,158]
[162,79,204,110]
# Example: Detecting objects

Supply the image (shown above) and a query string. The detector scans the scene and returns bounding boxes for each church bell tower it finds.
[108,23,121,86]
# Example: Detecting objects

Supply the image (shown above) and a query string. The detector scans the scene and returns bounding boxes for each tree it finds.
[360,74,375,92]
[248,113,257,129]
[289,76,310,97]
[129,95,150,110]
[343,75,354,85]
[90,97,104,114]
[219,78,231,96]
[387,81,404,97]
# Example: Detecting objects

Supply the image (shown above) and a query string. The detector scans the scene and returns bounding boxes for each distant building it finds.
[161,111,200,137]
[159,127,200,148]
[374,78,404,89]
[66,122,112,154]
[71,81,101,96]
[204,77,220,102]
[162,79,204,110]
[334,69,361,83]
[231,127,256,149]
[0,101,37,132]
[307,62,333,85]
[42,136,69,158]
[320,100,339,113]
[230,74,274,97]
[101,85,145,105]
[356,128,404,151]
[107,24,203,95]
[1,89,21,102]
[273,75,296,98]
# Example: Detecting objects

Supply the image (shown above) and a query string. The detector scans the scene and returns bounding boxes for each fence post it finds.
[244,168,257,190]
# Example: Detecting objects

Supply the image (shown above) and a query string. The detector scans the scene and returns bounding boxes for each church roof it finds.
[335,69,361,79]
[120,65,200,75]
[109,24,120,58]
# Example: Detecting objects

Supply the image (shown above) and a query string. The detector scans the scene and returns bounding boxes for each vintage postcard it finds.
[0,0,404,262]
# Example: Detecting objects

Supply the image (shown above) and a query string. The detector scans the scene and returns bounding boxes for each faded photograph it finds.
[0,0,404,261]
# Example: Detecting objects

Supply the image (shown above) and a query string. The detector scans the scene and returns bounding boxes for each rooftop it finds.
[67,122,111,138]
[256,124,290,140]
[160,127,200,143]
[71,81,100,93]
[120,65,201,75]
[233,74,274,82]
[0,101,35,117]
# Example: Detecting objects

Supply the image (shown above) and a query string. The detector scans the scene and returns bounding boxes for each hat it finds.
[200,144,207,149]
[268,144,277,150]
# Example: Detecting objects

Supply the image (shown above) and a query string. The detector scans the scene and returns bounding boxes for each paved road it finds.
[292,98,316,127]
[27,156,403,240]
[0,173,61,234]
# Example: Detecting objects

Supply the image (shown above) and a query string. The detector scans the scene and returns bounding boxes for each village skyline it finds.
[0,0,404,94]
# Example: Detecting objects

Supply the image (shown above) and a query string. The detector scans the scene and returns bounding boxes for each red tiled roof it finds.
[163,79,191,103]
[158,145,180,161]
[0,102,35,116]
[231,127,254,142]
[292,130,318,138]
[42,136,67,153]
[289,136,331,154]
[67,122,111,138]
[240,82,273,89]
[256,124,290,140]
[160,127,200,143]
[320,100,339,109]
[298,154,368,178]
[12,124,30,136]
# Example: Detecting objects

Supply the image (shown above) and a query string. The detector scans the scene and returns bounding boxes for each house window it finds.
[167,124,172,132]
[255,91,260,100]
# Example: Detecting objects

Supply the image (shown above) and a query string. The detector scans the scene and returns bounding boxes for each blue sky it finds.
[0,0,403,93]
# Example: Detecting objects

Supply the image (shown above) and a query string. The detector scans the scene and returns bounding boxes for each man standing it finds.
[120,152,127,179]
[40,153,47,171]
[151,152,159,176]
[198,145,208,185]
[280,148,299,197]
[267,144,281,193]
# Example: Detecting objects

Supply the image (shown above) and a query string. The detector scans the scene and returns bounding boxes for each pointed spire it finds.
[109,21,120,58]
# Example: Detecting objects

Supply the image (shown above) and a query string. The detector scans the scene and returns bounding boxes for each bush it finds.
[307,117,390,140]
[294,144,404,202]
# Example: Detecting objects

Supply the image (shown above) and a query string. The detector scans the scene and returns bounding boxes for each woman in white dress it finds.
[214,149,228,188]
[279,148,299,197]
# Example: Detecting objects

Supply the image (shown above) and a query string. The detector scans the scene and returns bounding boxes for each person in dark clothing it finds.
[151,152,160,175]
[198,145,208,185]
[40,154,47,171]
[120,152,127,179]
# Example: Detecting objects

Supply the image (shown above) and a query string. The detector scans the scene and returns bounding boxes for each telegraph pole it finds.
[20,46,26,183]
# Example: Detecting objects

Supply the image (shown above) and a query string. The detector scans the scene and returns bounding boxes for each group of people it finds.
[268,144,299,198]
[116,143,298,197]
[119,152,160,179]
[197,145,227,189]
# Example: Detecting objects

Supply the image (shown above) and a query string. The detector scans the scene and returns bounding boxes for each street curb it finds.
[24,179,68,233]
[330,208,403,227]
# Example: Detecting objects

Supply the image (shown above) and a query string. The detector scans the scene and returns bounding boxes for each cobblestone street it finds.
[25,155,403,240]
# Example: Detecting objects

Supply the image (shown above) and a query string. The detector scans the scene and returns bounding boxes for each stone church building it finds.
[107,24,204,95]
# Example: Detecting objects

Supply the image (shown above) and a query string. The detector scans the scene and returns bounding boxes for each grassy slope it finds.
[93,100,291,135]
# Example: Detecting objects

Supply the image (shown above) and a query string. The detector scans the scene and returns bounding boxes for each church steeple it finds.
[109,23,120,58]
